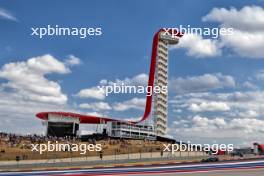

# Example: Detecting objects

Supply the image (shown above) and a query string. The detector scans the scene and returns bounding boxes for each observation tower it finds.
[36,29,182,139]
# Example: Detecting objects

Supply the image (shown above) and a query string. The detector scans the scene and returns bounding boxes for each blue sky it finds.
[0,0,264,146]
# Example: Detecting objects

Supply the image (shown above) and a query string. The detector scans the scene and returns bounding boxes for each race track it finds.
[0,159,264,176]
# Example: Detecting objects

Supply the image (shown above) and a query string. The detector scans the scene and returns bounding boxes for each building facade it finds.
[106,121,156,140]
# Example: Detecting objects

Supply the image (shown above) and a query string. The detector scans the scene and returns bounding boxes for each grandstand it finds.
[0,132,170,161]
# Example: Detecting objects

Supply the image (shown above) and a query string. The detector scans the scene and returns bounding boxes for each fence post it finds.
[16,155,20,168]
[115,149,117,161]
[128,148,130,160]
[180,150,182,158]
[70,151,73,164]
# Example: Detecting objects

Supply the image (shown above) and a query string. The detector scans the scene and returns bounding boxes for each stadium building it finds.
[36,29,183,140]
[253,143,264,155]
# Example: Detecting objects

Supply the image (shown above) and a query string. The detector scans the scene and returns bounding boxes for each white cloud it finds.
[171,91,264,120]
[220,29,264,58]
[113,97,145,111]
[174,6,264,59]
[101,73,148,86]
[85,111,105,117]
[130,73,149,86]
[76,73,148,100]
[255,70,264,80]
[0,8,17,21]
[243,81,258,89]
[238,110,258,119]
[203,6,264,58]
[65,55,81,66]
[0,54,68,104]
[188,101,230,112]
[171,115,264,145]
[192,115,227,128]
[124,116,141,121]
[27,55,70,74]
[175,33,221,58]
[229,118,264,133]
[190,116,264,134]
[202,6,264,32]
[79,102,111,111]
[170,73,235,94]
[76,87,105,100]
[170,91,264,114]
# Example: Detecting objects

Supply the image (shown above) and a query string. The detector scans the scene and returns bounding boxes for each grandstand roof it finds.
[36,112,120,124]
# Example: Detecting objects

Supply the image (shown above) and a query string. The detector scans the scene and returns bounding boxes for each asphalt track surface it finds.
[131,168,264,176]
[0,159,264,176]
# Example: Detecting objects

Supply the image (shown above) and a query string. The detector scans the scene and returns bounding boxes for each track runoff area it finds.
[1,159,264,176]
